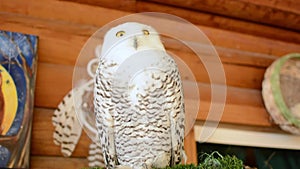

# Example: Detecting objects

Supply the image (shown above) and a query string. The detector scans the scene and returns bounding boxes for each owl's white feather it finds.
[52,89,82,157]
[88,139,106,168]
[94,22,185,169]
[53,80,108,168]
[53,57,107,167]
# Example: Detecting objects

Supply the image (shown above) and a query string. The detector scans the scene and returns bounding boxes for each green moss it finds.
[84,151,244,169]
[154,164,197,169]
[199,151,243,169]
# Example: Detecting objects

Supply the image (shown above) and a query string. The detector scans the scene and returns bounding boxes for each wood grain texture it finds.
[196,101,271,127]
[61,0,300,44]
[31,156,88,169]
[0,12,90,66]
[1,10,284,65]
[0,0,299,167]
[0,0,130,28]
[148,0,300,31]
[35,63,73,108]
[34,62,269,116]
[184,128,197,164]
[30,104,271,158]
[0,1,300,58]
[31,108,91,157]
[2,12,300,91]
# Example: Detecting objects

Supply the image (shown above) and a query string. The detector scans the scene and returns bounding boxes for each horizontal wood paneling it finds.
[0,1,300,58]
[0,0,299,167]
[35,62,267,110]
[148,0,300,31]
[1,12,299,92]
[1,9,284,64]
[0,12,91,66]
[30,156,88,169]
[0,0,130,28]
[61,0,300,44]
[35,63,73,108]
[31,108,91,157]
[31,104,271,157]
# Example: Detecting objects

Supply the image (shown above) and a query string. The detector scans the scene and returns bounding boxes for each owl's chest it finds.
[113,70,171,125]
[112,69,171,136]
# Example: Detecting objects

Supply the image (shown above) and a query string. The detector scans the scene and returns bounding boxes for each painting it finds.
[0,30,38,168]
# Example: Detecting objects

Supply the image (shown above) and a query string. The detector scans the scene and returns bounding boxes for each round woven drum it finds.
[262,53,300,135]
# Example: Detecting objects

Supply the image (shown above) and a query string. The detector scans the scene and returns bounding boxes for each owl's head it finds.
[99,22,165,58]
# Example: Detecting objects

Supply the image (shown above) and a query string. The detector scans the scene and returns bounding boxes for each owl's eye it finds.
[116,31,125,37]
[142,30,150,35]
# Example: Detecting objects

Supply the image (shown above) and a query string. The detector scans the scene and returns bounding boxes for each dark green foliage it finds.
[198,151,243,169]
[83,152,244,169]
[154,164,197,169]
[160,152,244,169]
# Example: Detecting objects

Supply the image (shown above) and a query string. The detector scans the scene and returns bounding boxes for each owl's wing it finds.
[94,65,117,168]
[52,88,82,157]
[52,90,74,146]
[165,56,185,166]
[88,138,106,168]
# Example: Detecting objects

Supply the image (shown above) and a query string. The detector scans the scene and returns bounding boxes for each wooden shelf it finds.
[194,123,300,150]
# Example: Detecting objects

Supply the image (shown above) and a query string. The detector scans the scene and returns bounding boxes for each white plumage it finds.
[52,82,106,168]
[94,22,185,169]
[88,138,106,167]
[52,88,82,157]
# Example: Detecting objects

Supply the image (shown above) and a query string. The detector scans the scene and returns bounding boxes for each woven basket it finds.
[262,53,300,135]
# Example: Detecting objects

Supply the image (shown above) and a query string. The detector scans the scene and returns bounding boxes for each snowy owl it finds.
[94,22,185,169]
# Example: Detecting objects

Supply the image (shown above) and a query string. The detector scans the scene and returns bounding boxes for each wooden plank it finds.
[148,0,300,31]
[2,14,296,92]
[62,0,300,44]
[200,26,300,57]
[184,83,271,127]
[32,107,202,160]
[31,107,197,165]
[196,101,271,127]
[176,53,267,89]
[194,124,300,150]
[0,0,130,28]
[0,11,281,69]
[31,92,271,157]
[0,12,91,66]
[184,83,264,107]
[35,61,267,108]
[60,0,137,11]
[165,38,276,68]
[35,63,74,108]
[30,106,270,157]
[30,101,269,167]
[2,0,296,166]
[34,62,270,123]
[0,1,300,57]
[184,128,198,164]
[135,1,300,44]
[31,108,91,157]
[30,156,88,169]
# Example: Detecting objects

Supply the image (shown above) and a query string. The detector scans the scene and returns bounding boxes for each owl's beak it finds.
[133,36,138,50]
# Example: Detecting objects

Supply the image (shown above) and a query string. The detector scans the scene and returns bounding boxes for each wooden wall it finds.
[0,0,299,168]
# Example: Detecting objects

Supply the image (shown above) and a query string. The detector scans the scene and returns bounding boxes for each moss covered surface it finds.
[85,152,244,169]
[155,152,243,169]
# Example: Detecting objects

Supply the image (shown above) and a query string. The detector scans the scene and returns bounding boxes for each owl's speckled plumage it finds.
[94,22,185,169]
